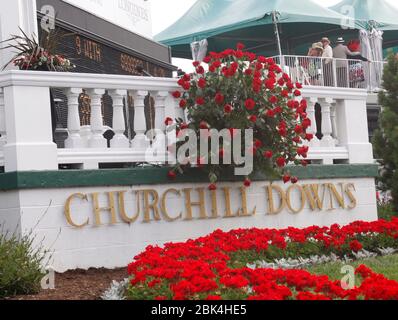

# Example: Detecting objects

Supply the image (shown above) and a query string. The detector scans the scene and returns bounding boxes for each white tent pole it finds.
[272,11,283,57]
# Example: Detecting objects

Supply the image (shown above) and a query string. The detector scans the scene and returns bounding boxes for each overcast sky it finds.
[150,0,398,71]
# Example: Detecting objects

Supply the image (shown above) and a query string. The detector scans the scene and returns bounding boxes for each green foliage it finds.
[373,54,398,211]
[307,254,398,283]
[378,202,398,221]
[0,230,46,298]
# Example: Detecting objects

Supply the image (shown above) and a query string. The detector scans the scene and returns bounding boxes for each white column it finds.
[335,97,374,164]
[306,97,320,147]
[3,85,57,172]
[0,88,6,147]
[131,90,150,151]
[64,88,83,149]
[320,98,336,148]
[153,91,168,136]
[109,89,129,148]
[330,101,339,145]
[0,0,38,70]
[88,89,107,149]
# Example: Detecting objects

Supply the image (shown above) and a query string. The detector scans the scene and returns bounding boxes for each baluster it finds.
[87,89,106,148]
[0,88,6,147]
[306,97,320,147]
[64,88,83,149]
[330,101,339,145]
[109,89,129,148]
[131,90,150,151]
[320,98,336,148]
[152,91,168,145]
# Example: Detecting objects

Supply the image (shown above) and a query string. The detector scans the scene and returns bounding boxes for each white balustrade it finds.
[130,90,150,151]
[88,88,107,149]
[110,89,129,148]
[0,70,375,171]
[64,88,83,149]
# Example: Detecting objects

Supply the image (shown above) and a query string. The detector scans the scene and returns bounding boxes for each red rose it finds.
[265,79,275,90]
[294,125,303,134]
[245,98,256,111]
[224,104,233,113]
[296,82,303,89]
[193,61,200,67]
[254,139,263,148]
[264,151,273,159]
[196,97,205,105]
[291,177,299,184]
[276,157,286,167]
[215,93,225,105]
[244,69,253,76]
[164,117,173,126]
[182,82,191,90]
[269,96,278,104]
[208,184,217,191]
[203,56,211,64]
[265,109,275,118]
[244,178,251,187]
[179,99,187,108]
[200,121,209,129]
[198,78,207,88]
[237,42,245,50]
[172,91,181,99]
[183,74,191,81]
[167,170,176,180]
[196,66,205,74]
[283,175,291,184]
[248,115,257,123]
[294,89,301,97]
[305,133,314,141]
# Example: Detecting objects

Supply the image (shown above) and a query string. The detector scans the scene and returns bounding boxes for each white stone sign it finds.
[62,0,153,38]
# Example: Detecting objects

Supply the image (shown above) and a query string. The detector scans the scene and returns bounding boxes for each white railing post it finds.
[3,85,57,172]
[88,88,107,148]
[320,98,336,149]
[0,88,6,147]
[64,88,83,149]
[109,89,129,148]
[332,59,338,87]
[131,90,150,151]
[152,91,168,144]
[330,100,339,145]
[306,97,320,147]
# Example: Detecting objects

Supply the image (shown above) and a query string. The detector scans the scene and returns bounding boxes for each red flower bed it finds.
[127,219,398,300]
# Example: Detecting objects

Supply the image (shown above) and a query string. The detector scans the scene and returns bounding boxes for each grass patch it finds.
[306,254,398,284]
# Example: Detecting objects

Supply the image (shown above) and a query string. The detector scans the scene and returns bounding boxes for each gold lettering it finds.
[266,185,286,215]
[238,187,256,216]
[143,190,161,223]
[324,183,345,211]
[223,187,236,218]
[286,185,306,214]
[345,183,357,209]
[118,191,140,224]
[161,189,183,221]
[92,192,118,226]
[183,188,207,220]
[210,190,219,218]
[303,184,325,211]
[65,193,89,228]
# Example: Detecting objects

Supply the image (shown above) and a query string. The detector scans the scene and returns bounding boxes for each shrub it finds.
[0,230,46,298]
[168,44,311,188]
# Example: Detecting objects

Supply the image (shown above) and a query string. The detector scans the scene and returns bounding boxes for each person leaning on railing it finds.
[333,37,361,87]
[346,40,369,88]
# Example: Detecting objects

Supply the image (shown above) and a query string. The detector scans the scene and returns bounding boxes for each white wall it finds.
[0,177,377,272]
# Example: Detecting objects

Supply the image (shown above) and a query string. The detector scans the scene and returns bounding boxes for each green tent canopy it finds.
[330,0,398,50]
[155,0,363,59]
[330,0,398,30]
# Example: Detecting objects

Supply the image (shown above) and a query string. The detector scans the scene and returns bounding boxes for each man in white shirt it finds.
[321,37,333,64]
[321,37,333,86]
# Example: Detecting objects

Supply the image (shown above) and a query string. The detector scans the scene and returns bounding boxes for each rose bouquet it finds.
[168,43,312,189]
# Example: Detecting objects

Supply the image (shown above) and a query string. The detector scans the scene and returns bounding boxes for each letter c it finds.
[65,193,89,228]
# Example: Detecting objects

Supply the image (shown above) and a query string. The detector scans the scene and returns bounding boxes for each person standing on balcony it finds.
[333,37,360,87]
[347,40,369,88]
[321,37,333,86]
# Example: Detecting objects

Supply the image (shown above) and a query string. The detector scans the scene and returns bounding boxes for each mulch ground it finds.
[5,268,128,300]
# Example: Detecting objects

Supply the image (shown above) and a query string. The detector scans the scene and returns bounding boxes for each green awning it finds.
[330,0,398,31]
[155,0,363,59]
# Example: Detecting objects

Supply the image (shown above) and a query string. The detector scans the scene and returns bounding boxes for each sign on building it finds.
[62,0,153,38]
